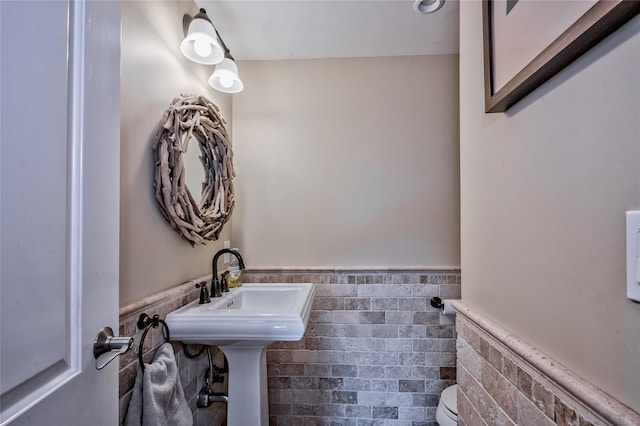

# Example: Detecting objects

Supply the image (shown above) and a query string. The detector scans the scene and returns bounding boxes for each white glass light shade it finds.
[208,58,244,93]
[180,18,224,64]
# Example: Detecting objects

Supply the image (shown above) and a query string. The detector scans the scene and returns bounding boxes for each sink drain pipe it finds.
[196,346,229,408]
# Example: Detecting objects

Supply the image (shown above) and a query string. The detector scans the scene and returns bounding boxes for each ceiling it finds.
[195,0,459,61]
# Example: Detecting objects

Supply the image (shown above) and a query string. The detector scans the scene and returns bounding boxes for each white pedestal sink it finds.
[166,283,316,426]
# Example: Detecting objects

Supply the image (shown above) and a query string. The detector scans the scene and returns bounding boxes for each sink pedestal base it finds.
[218,345,269,426]
[165,284,317,425]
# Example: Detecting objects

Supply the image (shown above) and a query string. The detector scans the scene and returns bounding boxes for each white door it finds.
[1,1,121,425]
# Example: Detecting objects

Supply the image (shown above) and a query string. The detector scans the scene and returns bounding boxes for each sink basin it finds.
[166,283,315,346]
[165,282,316,426]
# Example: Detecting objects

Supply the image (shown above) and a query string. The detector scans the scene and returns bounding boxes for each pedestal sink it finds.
[165,283,316,426]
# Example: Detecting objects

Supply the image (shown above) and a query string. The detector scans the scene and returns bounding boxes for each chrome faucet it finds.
[211,248,245,297]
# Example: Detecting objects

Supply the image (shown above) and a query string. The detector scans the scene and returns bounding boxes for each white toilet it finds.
[435,384,458,425]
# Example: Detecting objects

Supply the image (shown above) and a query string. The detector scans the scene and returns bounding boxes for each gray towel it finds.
[124,343,192,426]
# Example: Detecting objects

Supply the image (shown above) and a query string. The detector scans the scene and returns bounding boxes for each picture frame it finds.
[483,0,640,113]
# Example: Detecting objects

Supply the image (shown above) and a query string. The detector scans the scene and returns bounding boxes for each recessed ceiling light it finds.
[413,0,445,14]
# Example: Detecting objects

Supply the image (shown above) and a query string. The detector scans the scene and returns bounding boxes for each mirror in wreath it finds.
[184,135,206,207]
[152,94,234,245]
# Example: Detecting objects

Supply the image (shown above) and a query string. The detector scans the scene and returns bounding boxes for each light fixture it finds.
[207,34,244,93]
[181,8,244,94]
[209,58,244,94]
[413,0,445,14]
[180,8,224,65]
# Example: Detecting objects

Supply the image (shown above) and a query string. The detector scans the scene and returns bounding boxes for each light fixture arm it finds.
[213,27,234,61]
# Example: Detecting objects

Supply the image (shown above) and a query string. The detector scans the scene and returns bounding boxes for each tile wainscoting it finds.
[118,267,461,426]
[453,301,640,426]
[244,268,461,426]
[118,276,227,426]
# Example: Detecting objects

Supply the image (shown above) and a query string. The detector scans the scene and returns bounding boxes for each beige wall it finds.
[460,1,640,412]
[231,56,460,268]
[120,0,232,305]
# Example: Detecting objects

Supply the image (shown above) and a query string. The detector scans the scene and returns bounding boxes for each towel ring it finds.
[137,313,171,371]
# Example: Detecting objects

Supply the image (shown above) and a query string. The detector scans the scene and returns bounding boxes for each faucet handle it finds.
[221,271,229,293]
[196,281,211,304]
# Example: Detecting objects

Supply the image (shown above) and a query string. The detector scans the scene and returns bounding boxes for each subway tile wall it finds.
[118,279,227,426]
[118,268,461,426]
[244,268,461,426]
[455,304,640,426]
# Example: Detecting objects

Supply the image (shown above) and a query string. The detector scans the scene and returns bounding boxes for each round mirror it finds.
[152,94,235,245]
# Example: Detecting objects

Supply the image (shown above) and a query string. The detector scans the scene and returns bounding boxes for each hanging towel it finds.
[124,343,192,426]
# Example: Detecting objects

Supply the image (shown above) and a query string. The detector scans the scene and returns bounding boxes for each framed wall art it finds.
[483,0,640,113]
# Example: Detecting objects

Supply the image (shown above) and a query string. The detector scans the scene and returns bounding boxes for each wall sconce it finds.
[181,8,243,94]
[209,58,244,93]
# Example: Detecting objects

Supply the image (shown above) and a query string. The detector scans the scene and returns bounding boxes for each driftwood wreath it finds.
[152,94,234,246]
